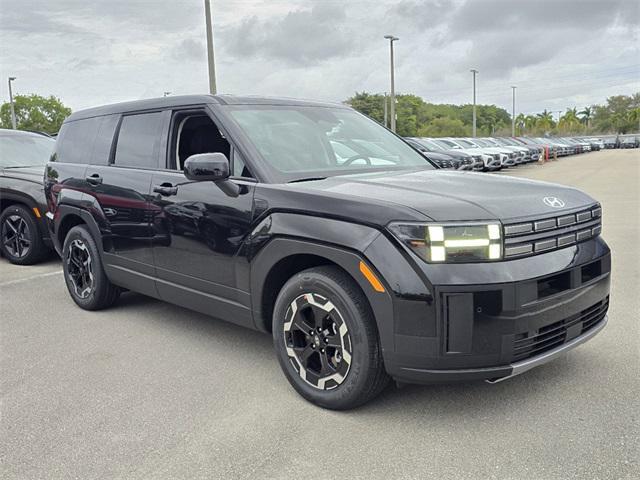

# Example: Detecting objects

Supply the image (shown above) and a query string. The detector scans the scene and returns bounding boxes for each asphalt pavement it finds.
[1,149,638,479]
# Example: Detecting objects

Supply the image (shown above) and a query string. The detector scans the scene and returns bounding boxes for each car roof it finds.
[65,94,349,122]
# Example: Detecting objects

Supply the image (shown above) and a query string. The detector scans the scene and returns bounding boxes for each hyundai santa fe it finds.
[44,95,611,409]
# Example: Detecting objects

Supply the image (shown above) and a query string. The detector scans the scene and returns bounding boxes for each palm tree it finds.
[579,106,592,128]
[525,115,537,131]
[515,113,527,134]
[536,110,555,132]
[559,108,581,133]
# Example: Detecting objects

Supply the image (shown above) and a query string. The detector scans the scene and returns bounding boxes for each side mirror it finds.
[184,153,230,182]
[183,152,240,198]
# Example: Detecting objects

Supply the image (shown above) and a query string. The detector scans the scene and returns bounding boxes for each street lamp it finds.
[204,0,217,94]
[8,77,17,129]
[384,35,399,132]
[470,69,478,137]
[511,86,517,137]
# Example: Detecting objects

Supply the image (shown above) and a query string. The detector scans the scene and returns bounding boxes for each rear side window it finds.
[91,115,120,165]
[56,117,102,164]
[114,112,163,169]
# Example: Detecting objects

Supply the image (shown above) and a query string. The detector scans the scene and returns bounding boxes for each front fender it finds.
[248,213,432,368]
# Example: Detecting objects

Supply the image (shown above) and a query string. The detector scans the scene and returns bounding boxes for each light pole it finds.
[384,35,399,132]
[511,86,517,137]
[204,0,217,94]
[8,77,17,129]
[470,69,478,137]
[383,92,388,128]
[555,110,562,123]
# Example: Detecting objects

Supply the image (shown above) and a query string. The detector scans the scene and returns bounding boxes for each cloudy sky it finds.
[1,0,639,115]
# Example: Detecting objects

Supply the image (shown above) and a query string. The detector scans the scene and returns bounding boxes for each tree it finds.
[536,110,555,133]
[0,94,71,134]
[592,94,639,133]
[346,92,386,125]
[417,117,469,137]
[558,108,581,134]
[578,106,592,128]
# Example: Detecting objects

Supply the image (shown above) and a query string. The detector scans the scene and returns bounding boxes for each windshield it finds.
[432,139,461,150]
[454,139,477,148]
[0,133,54,168]
[416,138,444,151]
[226,106,433,181]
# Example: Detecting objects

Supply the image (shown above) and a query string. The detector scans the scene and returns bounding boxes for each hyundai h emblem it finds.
[543,197,565,208]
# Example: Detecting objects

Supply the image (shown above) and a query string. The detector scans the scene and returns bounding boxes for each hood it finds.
[442,150,472,159]
[294,169,596,222]
[0,165,45,184]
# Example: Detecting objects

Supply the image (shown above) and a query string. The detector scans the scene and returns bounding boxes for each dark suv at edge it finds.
[45,95,611,409]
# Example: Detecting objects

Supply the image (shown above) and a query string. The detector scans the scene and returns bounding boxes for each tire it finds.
[0,204,48,265]
[273,266,389,410]
[62,225,120,310]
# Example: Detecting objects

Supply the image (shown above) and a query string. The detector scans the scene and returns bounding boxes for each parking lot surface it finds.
[1,149,638,479]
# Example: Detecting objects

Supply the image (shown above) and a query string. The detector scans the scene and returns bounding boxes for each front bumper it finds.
[364,234,611,385]
[401,315,607,384]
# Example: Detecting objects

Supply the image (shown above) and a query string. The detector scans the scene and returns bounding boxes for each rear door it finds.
[148,107,256,327]
[83,111,165,297]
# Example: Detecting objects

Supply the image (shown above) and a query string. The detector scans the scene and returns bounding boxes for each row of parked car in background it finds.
[406,135,639,171]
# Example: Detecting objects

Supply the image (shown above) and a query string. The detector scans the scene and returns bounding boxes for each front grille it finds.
[503,205,602,258]
[512,297,608,362]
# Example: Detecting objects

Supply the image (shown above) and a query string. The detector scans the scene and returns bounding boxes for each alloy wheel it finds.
[2,215,31,258]
[66,239,94,299]
[283,293,352,390]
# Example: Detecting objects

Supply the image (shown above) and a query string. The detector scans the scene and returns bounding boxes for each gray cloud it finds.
[220,2,351,66]
[0,0,637,116]
[446,0,639,75]
[451,0,634,33]
[171,38,206,62]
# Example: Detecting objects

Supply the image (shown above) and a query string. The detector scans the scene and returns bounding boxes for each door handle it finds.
[85,173,102,185]
[153,183,178,196]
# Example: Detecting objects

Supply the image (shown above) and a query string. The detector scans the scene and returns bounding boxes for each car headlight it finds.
[388,222,502,263]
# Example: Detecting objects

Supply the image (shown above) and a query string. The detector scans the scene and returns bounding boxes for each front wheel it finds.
[273,266,389,410]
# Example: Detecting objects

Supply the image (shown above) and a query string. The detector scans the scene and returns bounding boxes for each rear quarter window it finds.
[56,117,102,164]
[54,114,119,165]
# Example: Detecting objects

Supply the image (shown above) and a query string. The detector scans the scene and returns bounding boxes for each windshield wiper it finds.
[289,176,327,183]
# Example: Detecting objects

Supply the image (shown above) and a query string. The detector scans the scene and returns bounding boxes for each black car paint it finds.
[0,167,50,239]
[45,95,611,385]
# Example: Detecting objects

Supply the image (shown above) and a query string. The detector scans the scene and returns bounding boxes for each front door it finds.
[150,109,255,327]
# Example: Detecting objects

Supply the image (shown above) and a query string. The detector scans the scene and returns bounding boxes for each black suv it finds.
[0,129,55,264]
[45,95,611,409]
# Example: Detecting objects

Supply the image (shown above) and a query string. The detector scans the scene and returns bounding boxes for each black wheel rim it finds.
[2,215,31,258]
[283,293,352,390]
[66,239,94,299]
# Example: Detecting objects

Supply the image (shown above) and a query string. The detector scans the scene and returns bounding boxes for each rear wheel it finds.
[273,266,389,410]
[0,205,47,265]
[62,225,120,310]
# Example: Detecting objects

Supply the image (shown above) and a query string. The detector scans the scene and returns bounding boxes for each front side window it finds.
[172,113,230,170]
[226,106,432,181]
[114,112,163,169]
